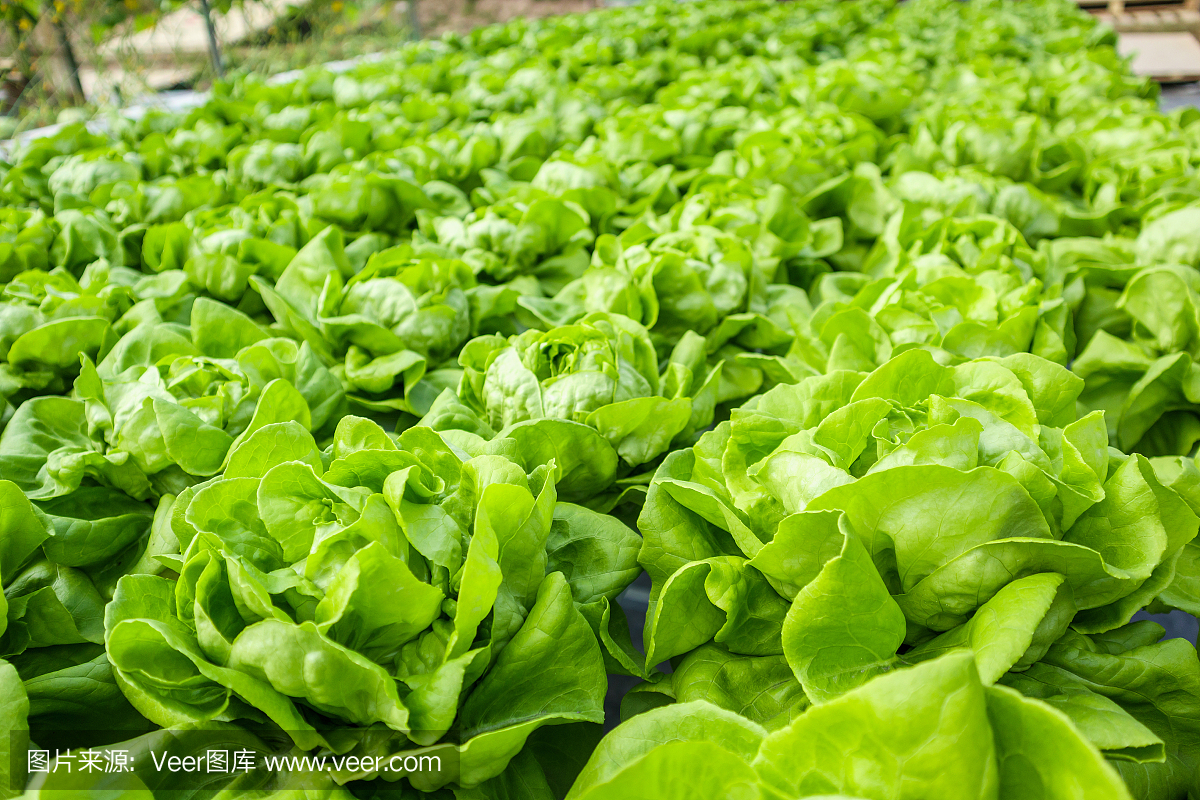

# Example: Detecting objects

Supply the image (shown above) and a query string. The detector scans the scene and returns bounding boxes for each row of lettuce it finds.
[3,0,1200,797]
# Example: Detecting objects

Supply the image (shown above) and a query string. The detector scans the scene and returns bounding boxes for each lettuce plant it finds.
[424,311,720,504]
[569,652,1136,800]
[637,349,1200,786]
[0,301,347,772]
[0,210,55,282]
[428,196,596,291]
[0,262,137,424]
[1,316,338,504]
[0,481,154,755]
[778,262,1074,382]
[1072,264,1200,457]
[519,222,815,406]
[103,415,640,791]
[254,227,537,419]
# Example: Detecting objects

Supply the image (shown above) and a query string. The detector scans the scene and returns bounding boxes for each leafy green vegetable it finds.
[637,350,1200,780]
[103,416,640,791]
[570,653,1133,800]
[421,311,720,502]
[255,231,536,418]
[2,0,1200,796]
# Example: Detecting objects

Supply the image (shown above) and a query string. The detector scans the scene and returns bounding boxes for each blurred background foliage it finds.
[1,0,597,134]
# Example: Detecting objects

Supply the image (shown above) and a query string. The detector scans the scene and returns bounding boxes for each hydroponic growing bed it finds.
[2,0,1200,797]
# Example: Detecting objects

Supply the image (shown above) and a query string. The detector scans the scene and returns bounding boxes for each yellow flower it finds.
[331,1,343,11]
[123,0,136,9]
[54,0,64,12]
[17,16,31,29]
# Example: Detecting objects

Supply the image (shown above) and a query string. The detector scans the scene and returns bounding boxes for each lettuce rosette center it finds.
[424,311,722,505]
